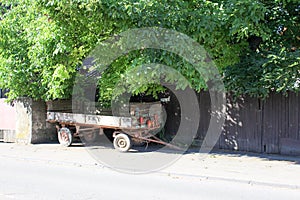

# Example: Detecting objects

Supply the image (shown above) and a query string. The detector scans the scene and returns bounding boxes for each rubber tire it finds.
[113,133,132,152]
[58,127,73,147]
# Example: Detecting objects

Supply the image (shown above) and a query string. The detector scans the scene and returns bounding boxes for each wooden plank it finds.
[47,112,133,128]
[257,99,263,153]
[236,96,248,152]
[262,92,281,154]
[222,95,262,153]
[197,91,211,140]
[276,93,288,152]
[163,91,181,135]
[280,93,289,139]
[280,138,300,155]
[271,92,280,153]
[219,94,239,150]
[288,92,299,140]
[262,94,269,153]
[297,93,300,140]
[242,96,262,152]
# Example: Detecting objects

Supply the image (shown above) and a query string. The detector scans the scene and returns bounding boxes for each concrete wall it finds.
[14,98,56,144]
[14,98,31,143]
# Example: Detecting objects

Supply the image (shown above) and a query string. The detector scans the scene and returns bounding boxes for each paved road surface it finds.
[1,156,300,200]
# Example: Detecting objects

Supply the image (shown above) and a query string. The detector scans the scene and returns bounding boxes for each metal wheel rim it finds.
[117,138,127,149]
[60,131,70,142]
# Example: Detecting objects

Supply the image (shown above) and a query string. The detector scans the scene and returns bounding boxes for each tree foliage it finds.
[0,0,299,103]
[224,0,300,98]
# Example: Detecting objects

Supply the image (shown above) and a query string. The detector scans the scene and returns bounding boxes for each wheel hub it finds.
[118,139,127,148]
[61,131,69,142]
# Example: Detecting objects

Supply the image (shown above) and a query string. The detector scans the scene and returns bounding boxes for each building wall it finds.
[0,98,16,130]
[0,98,56,143]
[0,98,16,141]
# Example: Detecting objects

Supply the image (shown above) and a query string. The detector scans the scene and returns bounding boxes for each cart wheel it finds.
[82,131,98,143]
[113,133,132,152]
[58,127,73,147]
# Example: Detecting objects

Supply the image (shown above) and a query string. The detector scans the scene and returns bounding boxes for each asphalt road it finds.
[0,150,300,200]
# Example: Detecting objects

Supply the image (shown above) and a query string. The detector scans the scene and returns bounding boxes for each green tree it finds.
[224,0,300,98]
[0,0,299,103]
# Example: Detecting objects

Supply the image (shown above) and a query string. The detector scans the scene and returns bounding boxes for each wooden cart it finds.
[46,102,174,152]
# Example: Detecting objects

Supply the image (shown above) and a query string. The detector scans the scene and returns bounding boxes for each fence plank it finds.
[262,93,275,153]
[164,91,300,155]
[288,92,299,139]
[197,91,211,140]
[262,92,290,153]
[219,95,262,152]
[219,95,239,150]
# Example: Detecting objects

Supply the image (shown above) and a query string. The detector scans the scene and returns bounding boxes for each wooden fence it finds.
[164,91,300,155]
